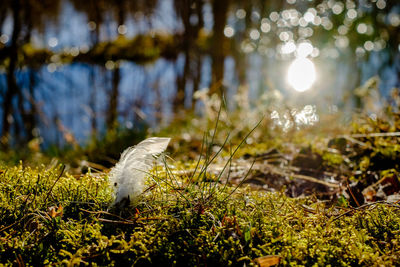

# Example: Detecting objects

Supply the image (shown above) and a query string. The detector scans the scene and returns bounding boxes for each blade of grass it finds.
[221,159,256,204]
[43,165,65,204]
[207,116,264,201]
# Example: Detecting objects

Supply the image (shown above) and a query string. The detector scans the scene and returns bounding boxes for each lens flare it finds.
[287,57,316,92]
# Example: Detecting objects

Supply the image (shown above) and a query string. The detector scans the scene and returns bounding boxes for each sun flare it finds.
[287,57,317,92]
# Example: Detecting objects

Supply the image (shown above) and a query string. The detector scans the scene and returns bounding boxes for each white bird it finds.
[108,137,170,206]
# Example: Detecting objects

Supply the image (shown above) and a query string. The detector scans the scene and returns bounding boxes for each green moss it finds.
[1,164,400,266]
[322,152,344,167]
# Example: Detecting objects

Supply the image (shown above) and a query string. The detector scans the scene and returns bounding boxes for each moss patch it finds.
[1,164,399,266]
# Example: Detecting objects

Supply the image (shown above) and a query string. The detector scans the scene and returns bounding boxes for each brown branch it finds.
[349,132,400,138]
[330,201,400,223]
[267,164,341,188]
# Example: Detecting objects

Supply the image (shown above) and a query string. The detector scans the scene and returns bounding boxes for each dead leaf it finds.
[254,255,281,267]
[48,205,63,218]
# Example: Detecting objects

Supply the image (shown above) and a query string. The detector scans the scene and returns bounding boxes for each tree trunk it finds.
[173,0,205,112]
[191,0,204,110]
[89,25,100,136]
[89,67,97,136]
[174,50,190,113]
[191,53,203,111]
[210,0,229,96]
[26,70,36,140]
[105,5,125,131]
[173,0,192,113]
[16,71,36,142]
[2,0,21,146]
[106,67,120,130]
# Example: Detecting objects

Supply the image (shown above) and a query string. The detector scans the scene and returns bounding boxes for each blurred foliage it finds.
[0,34,186,67]
[42,125,149,171]
[321,79,400,176]
[82,126,147,168]
[0,125,148,171]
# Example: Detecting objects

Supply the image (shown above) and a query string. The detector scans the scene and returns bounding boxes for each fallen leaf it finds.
[48,205,63,218]
[254,255,281,267]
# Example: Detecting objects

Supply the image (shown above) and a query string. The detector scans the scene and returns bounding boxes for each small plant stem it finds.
[43,165,65,204]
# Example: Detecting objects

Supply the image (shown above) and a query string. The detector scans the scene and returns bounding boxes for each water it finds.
[0,0,399,146]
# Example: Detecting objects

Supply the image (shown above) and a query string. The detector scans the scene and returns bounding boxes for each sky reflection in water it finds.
[0,0,398,145]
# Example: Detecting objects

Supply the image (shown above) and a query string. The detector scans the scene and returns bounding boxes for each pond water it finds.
[0,0,399,146]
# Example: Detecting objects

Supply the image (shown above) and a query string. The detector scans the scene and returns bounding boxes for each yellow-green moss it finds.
[1,164,400,266]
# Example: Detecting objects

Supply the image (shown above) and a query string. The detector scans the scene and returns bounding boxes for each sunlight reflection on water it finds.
[271,105,319,132]
[287,57,316,92]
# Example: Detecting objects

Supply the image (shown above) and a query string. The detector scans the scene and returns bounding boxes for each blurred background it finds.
[0,0,399,150]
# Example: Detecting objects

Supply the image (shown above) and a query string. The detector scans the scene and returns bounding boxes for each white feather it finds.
[109,137,170,205]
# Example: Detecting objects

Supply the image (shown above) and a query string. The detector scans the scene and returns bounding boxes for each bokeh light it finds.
[287,57,316,92]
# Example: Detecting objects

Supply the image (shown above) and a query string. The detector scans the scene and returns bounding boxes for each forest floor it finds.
[1,106,400,266]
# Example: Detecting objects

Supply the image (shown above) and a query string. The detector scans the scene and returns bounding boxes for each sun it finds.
[287,57,317,92]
